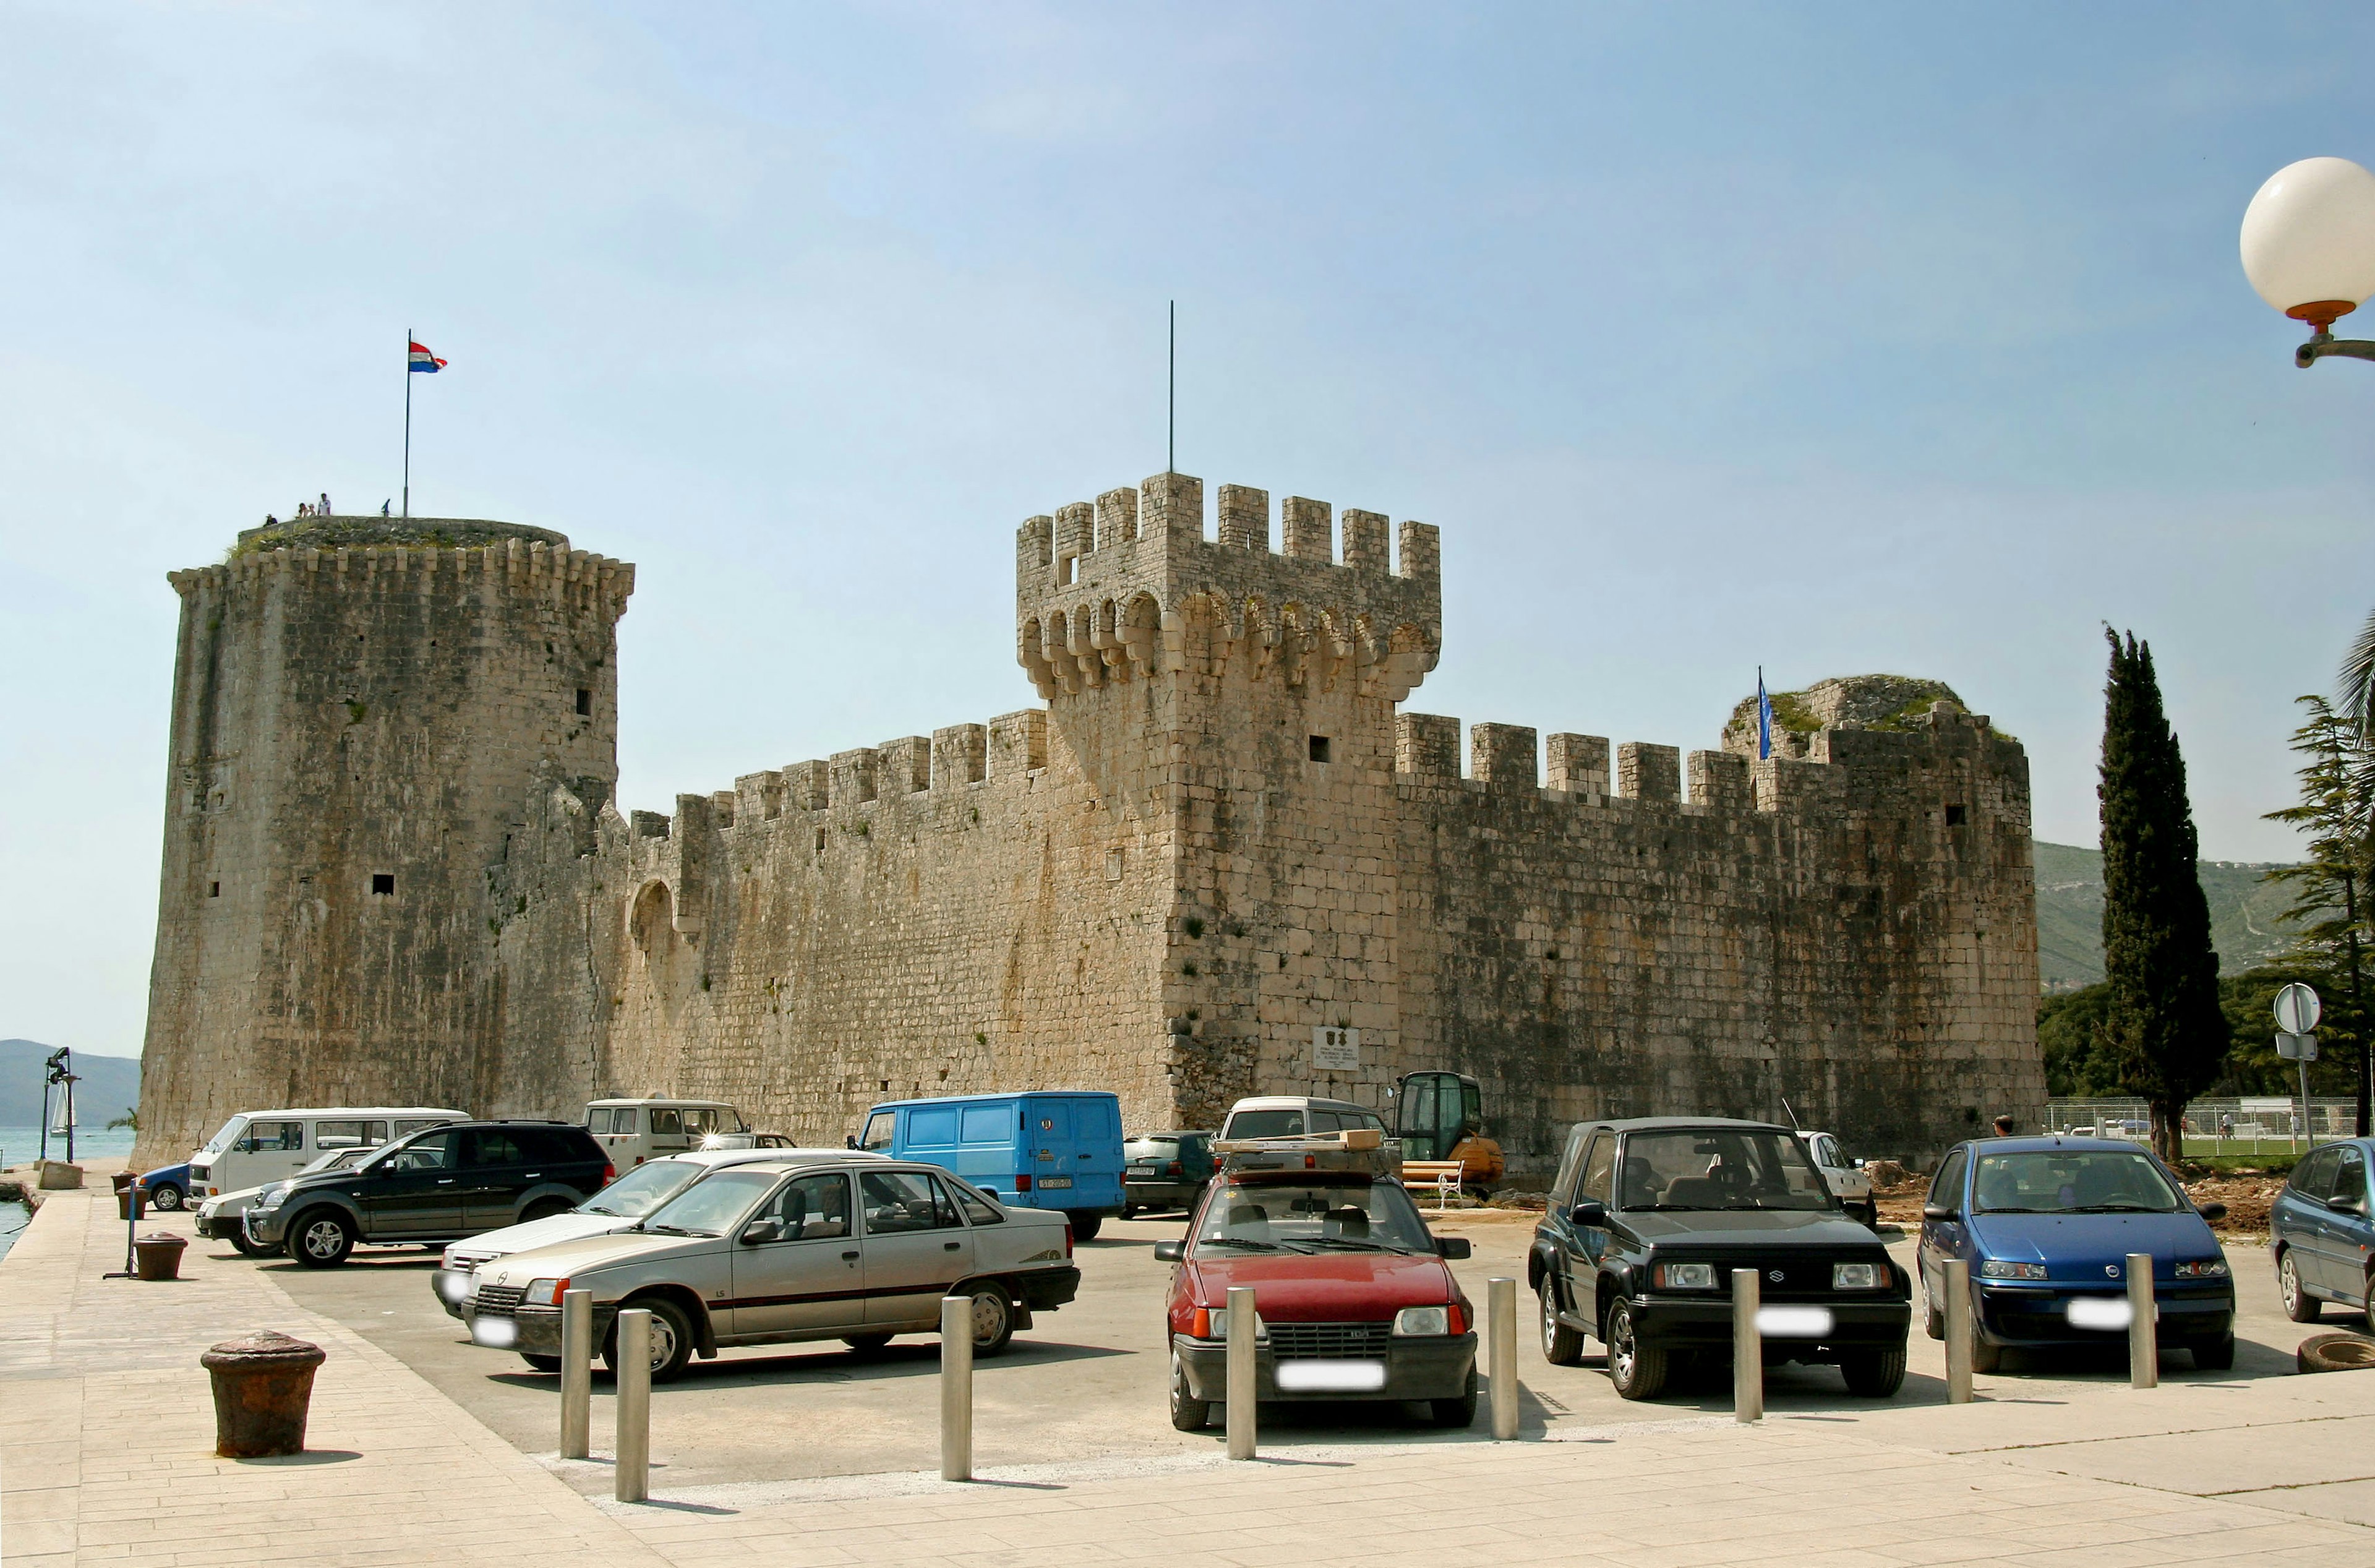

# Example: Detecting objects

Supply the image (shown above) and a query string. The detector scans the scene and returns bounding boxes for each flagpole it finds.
[1167,300,1175,475]
[402,326,413,520]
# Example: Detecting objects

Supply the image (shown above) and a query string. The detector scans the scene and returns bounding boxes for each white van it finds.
[189,1106,466,1198]
[586,1098,748,1169]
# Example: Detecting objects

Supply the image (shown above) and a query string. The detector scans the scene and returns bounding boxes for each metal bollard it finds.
[614,1309,650,1504]
[941,1295,974,1481]
[559,1290,592,1461]
[1732,1269,1762,1422]
[1489,1277,1518,1440]
[1943,1257,1974,1404]
[2127,1253,2157,1389]
[1225,1285,1257,1460]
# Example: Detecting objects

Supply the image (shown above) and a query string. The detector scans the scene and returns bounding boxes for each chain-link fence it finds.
[2045,1095,2360,1154]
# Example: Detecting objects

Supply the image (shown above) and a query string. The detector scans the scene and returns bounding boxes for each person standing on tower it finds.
[320,492,333,516]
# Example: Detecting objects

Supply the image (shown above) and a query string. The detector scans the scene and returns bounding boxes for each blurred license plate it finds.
[1038,1176,1073,1189]
[1275,1360,1387,1392]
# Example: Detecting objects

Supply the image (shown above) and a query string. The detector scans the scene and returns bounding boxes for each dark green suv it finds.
[242,1120,611,1267]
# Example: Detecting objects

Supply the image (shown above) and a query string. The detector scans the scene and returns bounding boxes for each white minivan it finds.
[586,1098,747,1169]
[189,1106,466,1198]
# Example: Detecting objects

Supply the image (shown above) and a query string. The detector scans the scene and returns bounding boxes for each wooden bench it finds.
[1401,1160,1465,1210]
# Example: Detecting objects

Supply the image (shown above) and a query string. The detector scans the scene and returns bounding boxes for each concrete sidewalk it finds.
[7,1188,2375,1567]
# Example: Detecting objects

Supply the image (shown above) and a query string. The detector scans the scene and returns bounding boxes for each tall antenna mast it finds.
[1167,299,1176,474]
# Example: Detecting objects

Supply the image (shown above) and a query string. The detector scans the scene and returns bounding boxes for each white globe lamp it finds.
[2243,157,2375,364]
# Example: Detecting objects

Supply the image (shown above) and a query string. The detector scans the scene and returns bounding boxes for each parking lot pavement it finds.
[263,1201,2324,1502]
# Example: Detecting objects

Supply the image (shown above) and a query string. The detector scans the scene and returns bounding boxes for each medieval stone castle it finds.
[135,476,2047,1172]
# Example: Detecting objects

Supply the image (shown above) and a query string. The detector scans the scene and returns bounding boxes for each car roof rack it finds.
[1213,1126,1395,1176]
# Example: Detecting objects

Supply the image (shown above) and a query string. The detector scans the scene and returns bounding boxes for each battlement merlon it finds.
[170,521,636,621]
[1014,472,1442,703]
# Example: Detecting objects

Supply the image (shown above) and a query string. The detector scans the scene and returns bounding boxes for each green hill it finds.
[2032,840,2300,993]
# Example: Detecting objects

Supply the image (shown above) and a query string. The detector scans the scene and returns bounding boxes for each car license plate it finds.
[1038,1176,1074,1189]
[1275,1360,1387,1393]
[469,1317,518,1349]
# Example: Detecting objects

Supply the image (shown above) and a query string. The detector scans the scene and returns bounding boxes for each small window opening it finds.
[1945,803,1967,826]
[575,688,592,716]
[815,828,827,853]
[1055,554,1074,586]
[1308,735,1332,763]
[208,881,221,898]
[370,873,395,896]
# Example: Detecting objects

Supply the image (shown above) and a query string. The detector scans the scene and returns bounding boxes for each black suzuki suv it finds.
[1530,1116,1911,1400]
[242,1120,612,1268]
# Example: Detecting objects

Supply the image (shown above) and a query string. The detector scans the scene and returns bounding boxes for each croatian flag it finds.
[408,338,447,373]
[1757,669,1774,761]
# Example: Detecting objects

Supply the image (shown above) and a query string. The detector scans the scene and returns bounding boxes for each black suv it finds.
[242,1121,611,1267]
[1529,1116,1911,1400]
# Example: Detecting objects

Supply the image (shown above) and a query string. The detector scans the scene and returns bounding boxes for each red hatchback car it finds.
[1155,1168,1478,1430]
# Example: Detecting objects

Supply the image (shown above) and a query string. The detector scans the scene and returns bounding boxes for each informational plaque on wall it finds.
[1311,1026,1361,1074]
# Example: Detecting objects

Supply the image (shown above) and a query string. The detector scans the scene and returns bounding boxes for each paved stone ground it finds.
[8,1188,2375,1566]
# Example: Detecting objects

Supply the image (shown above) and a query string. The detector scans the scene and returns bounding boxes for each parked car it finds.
[1797,1130,1876,1225]
[698,1131,802,1150]
[243,1120,612,1267]
[1530,1117,1909,1400]
[1918,1136,2233,1371]
[1124,1131,1217,1217]
[138,1162,192,1212]
[2272,1137,2374,1328]
[857,1092,1126,1240]
[460,1157,1079,1379]
[1156,1156,1477,1431]
[1217,1097,1393,1174]
[586,1097,748,1169]
[196,1147,376,1255]
[431,1146,881,1319]
[188,1106,465,1199]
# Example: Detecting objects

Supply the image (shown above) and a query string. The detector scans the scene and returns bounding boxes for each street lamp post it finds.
[2242,156,2375,366]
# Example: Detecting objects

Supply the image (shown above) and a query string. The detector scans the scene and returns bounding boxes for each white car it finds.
[431,1146,879,1316]
[194,1147,375,1256]
[1797,1129,1876,1225]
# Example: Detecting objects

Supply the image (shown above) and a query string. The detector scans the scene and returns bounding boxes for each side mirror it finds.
[2197,1200,2229,1222]
[844,1135,858,1150]
[1436,1236,1471,1259]
[1152,1240,1184,1262]
[1922,1203,1955,1222]
[739,1217,782,1246]
[1568,1201,1607,1228]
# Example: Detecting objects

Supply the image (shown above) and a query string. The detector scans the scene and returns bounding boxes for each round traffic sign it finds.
[2275,982,2323,1035]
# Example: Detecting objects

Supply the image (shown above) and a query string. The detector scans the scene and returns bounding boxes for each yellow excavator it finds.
[1393,1071,1504,1196]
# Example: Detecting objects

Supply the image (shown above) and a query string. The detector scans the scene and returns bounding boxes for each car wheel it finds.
[1069,1214,1103,1243]
[1924,1295,1945,1341]
[2280,1251,2321,1323]
[289,1210,355,1268]
[1604,1300,1668,1400]
[842,1334,894,1356]
[1428,1367,1479,1427]
[148,1184,185,1212]
[1539,1280,1585,1366]
[604,1298,696,1382]
[1168,1347,1211,1431]
[2190,1334,2236,1372]
[1969,1334,2003,1375]
[229,1230,273,1258]
[1839,1345,1907,1397]
[520,1353,562,1373]
[1121,1204,1139,1220]
[961,1285,1016,1356]
[2297,1332,2375,1373]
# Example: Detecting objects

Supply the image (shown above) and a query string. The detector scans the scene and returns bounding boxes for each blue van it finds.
[858,1092,1126,1239]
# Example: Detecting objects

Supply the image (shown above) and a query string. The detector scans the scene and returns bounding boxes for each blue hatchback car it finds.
[1917,1137,2234,1372]
[2271,1139,2375,1328]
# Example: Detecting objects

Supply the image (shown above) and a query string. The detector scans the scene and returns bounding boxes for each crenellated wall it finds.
[138,476,2045,1173]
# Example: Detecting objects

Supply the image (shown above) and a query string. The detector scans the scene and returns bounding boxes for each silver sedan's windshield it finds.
[1972,1150,2183,1214]
[579,1159,706,1219]
[1618,1129,1834,1212]
[639,1169,777,1236]
[1195,1180,1436,1253]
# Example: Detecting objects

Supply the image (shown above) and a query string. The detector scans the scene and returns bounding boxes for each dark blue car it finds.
[140,1162,192,1211]
[2271,1139,2375,1327]
[1917,1137,2233,1372]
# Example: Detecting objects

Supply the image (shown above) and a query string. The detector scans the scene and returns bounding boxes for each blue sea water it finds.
[0,1125,137,1173]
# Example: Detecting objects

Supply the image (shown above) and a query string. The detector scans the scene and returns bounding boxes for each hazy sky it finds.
[6,3,2373,1059]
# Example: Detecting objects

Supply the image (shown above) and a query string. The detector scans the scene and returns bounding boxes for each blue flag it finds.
[1757,669,1773,761]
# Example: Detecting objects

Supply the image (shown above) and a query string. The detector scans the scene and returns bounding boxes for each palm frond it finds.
[2343,606,2375,734]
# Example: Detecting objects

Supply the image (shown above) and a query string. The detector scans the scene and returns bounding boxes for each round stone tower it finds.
[134,516,634,1164]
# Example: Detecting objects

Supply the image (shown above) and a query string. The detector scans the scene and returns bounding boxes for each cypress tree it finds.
[2098,628,2230,1160]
